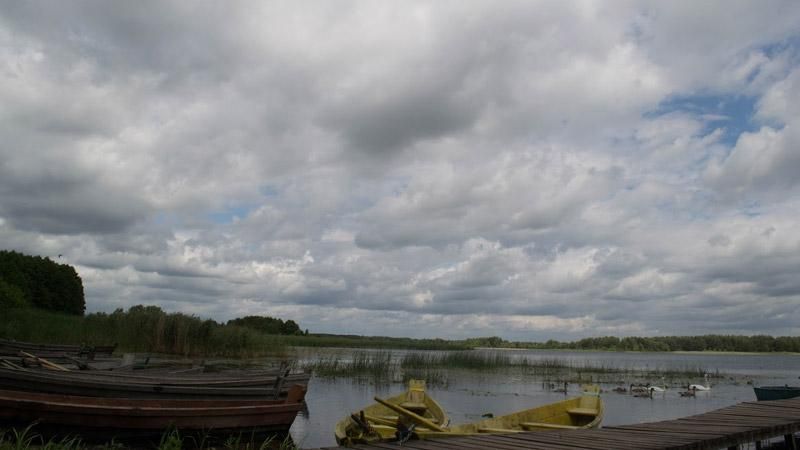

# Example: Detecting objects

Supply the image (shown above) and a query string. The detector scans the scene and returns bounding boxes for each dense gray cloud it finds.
[2,1,800,340]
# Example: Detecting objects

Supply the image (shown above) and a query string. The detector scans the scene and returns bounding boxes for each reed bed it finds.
[304,350,715,382]
[0,307,289,358]
[401,351,512,370]
[305,351,394,379]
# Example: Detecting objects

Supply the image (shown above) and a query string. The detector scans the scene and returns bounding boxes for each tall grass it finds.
[304,350,714,381]
[306,351,394,379]
[0,425,299,450]
[401,351,512,370]
[0,307,288,358]
[0,424,83,450]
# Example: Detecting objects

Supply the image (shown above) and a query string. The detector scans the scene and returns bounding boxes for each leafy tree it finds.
[0,278,27,309]
[0,250,85,314]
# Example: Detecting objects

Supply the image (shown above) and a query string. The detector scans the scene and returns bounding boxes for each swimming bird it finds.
[648,377,667,394]
[679,388,696,397]
[689,374,711,391]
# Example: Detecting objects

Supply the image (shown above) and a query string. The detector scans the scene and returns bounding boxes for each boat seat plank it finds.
[476,427,524,433]
[520,421,581,430]
[400,401,428,410]
[567,407,598,416]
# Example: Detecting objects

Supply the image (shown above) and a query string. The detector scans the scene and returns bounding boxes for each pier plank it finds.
[316,397,800,450]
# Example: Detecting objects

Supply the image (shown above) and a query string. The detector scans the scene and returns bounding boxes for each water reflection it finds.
[290,348,800,448]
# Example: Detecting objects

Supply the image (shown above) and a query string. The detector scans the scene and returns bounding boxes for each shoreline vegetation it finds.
[3,250,799,357]
[303,350,715,384]
[2,306,800,358]
[0,423,300,450]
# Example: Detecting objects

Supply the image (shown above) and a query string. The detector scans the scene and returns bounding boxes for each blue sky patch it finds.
[647,93,758,147]
[208,204,256,224]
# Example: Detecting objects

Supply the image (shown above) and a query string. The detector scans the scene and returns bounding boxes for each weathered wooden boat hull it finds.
[0,338,115,356]
[754,386,800,401]
[0,386,306,436]
[0,367,303,399]
[414,386,603,439]
[17,367,311,387]
[334,380,448,446]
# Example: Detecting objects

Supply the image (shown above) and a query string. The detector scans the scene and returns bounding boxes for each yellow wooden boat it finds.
[334,379,449,446]
[414,385,603,440]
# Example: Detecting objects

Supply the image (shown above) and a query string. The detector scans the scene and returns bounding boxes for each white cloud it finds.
[2,1,800,339]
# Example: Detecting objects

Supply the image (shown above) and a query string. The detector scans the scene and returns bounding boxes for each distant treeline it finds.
[227,315,305,336]
[465,335,800,353]
[4,250,797,355]
[0,250,84,314]
[291,333,471,350]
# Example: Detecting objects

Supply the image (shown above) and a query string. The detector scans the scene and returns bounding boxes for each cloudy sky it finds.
[2,2,799,340]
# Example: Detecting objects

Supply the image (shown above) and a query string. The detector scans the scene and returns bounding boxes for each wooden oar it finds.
[363,414,400,427]
[19,351,70,372]
[373,396,446,432]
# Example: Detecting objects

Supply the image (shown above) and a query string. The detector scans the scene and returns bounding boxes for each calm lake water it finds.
[287,348,800,448]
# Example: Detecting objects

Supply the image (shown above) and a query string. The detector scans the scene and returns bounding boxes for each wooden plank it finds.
[613,424,739,435]
[475,432,639,450]
[409,440,493,450]
[491,433,636,450]
[448,435,545,450]
[583,429,699,441]
[583,430,701,445]
[467,434,596,450]
[322,397,800,450]
[516,429,685,447]
[515,433,676,450]
[601,427,751,449]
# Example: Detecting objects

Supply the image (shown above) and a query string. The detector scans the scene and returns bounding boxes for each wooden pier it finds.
[311,397,800,450]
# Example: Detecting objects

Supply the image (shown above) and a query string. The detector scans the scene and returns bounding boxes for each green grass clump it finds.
[0,424,83,450]
[304,351,394,379]
[0,307,288,358]
[401,351,512,370]
[0,424,299,450]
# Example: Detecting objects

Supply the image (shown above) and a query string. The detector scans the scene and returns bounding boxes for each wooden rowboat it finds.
[0,366,305,399]
[0,385,306,438]
[334,380,448,446]
[414,385,603,440]
[0,338,115,357]
[14,366,312,387]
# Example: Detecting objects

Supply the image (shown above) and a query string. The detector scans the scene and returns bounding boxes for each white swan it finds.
[689,374,711,391]
[649,377,667,393]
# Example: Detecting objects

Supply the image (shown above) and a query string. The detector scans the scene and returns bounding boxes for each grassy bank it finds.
[0,307,289,358]
[0,307,468,357]
[5,306,794,359]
